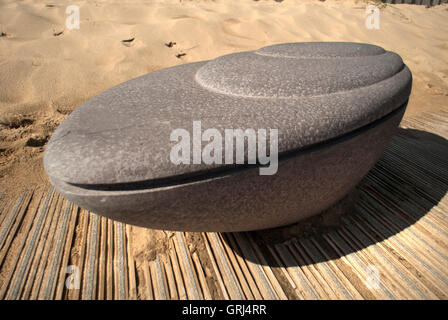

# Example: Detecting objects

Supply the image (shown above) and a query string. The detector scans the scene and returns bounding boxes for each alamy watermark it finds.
[65,5,80,30]
[65,265,80,290]
[63,4,379,34]
[170,121,279,175]
[365,5,380,30]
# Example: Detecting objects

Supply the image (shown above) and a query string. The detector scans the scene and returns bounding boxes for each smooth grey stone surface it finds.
[44,42,412,232]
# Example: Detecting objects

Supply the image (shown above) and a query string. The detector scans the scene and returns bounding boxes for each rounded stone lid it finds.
[195,42,403,98]
[44,42,412,186]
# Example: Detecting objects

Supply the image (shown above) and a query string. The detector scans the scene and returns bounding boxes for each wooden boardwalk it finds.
[0,110,447,300]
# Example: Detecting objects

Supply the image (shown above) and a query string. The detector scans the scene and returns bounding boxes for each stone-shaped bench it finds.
[44,42,412,232]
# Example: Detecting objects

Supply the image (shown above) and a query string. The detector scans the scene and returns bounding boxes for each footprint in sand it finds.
[164,41,187,59]
[0,114,34,129]
[121,37,135,47]
[425,83,448,96]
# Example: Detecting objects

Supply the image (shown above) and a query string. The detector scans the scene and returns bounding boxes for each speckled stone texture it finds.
[44,42,412,232]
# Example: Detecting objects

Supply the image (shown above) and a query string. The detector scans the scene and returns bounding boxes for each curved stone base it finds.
[51,103,406,232]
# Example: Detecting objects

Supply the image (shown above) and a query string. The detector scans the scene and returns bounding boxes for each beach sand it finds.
[0,0,447,288]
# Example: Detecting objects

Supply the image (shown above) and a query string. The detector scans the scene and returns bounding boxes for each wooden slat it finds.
[96,216,107,300]
[114,222,127,300]
[54,205,78,300]
[233,232,278,299]
[246,233,288,300]
[1,188,55,299]
[296,238,354,299]
[125,225,137,300]
[0,199,13,227]
[202,233,229,300]
[150,257,167,300]
[222,233,261,299]
[169,247,187,300]
[26,194,63,300]
[0,192,31,256]
[142,260,153,300]
[205,233,243,299]
[0,191,45,298]
[162,254,179,300]
[40,201,74,299]
[192,251,212,300]
[68,209,89,300]
[218,233,255,300]
[174,232,202,299]
[274,244,318,299]
[106,219,114,300]
[82,213,99,300]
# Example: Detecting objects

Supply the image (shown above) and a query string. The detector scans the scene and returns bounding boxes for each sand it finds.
[0,0,447,264]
